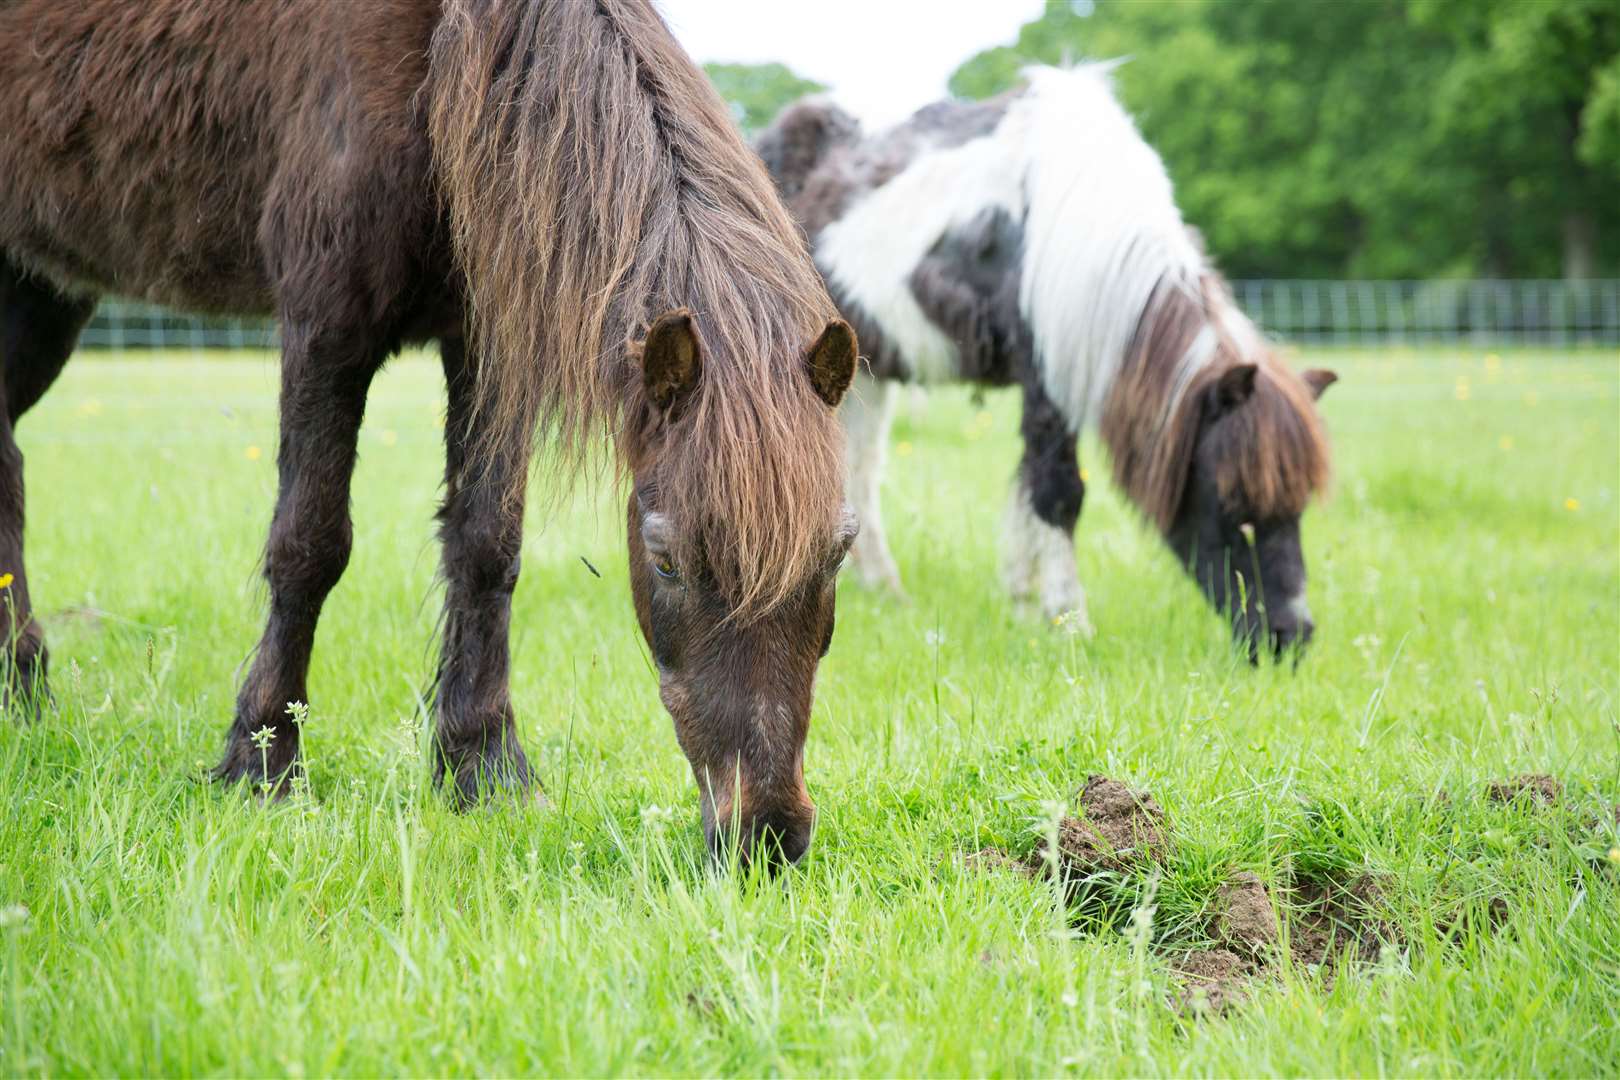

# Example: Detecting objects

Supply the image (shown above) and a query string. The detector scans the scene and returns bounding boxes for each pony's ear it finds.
[1213,363,1258,413]
[641,310,703,412]
[805,318,858,407]
[1302,367,1338,400]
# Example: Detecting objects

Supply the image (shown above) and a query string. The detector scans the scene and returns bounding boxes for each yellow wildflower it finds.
[0,573,12,589]
[245,445,262,461]
[1564,497,1581,512]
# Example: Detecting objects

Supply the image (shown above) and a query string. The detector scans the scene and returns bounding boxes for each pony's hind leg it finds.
[841,370,904,594]
[213,321,382,792]
[1003,374,1090,631]
[432,335,536,807]
[0,259,94,716]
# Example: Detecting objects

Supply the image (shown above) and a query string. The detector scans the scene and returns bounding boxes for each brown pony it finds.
[0,0,857,865]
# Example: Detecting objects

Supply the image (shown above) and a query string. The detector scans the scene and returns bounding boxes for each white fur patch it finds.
[840,371,902,590]
[817,64,1245,427]
[1001,484,1089,628]
[815,122,1028,383]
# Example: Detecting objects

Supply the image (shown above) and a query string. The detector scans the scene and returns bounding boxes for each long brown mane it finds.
[1102,274,1331,533]
[427,0,844,615]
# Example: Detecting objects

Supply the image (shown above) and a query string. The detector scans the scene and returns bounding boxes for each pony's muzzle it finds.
[1267,595,1315,659]
[701,777,816,871]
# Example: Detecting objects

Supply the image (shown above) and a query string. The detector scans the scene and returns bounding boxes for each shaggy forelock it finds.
[1207,361,1332,520]
[1104,275,1331,531]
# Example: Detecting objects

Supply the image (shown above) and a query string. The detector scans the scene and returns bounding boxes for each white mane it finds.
[1013,64,1214,426]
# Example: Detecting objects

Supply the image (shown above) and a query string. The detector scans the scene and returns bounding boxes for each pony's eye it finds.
[653,554,678,580]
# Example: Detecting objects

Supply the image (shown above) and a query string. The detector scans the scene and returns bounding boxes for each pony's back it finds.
[0,0,440,315]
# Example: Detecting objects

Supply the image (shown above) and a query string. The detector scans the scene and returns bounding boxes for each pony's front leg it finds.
[432,337,536,807]
[0,259,92,716]
[213,324,379,792]
[1003,375,1091,632]
[841,370,904,595]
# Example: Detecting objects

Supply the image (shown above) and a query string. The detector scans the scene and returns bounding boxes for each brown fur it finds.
[1103,275,1331,533]
[427,0,845,616]
[1,0,852,840]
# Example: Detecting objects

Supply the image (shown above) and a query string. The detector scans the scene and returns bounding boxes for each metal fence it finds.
[1232,279,1620,347]
[79,279,1620,352]
[78,303,279,351]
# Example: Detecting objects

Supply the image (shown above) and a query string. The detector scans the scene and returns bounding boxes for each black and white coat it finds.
[758,64,1291,633]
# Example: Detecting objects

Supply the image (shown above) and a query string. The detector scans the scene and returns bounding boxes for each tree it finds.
[1411,0,1620,279]
[704,62,827,136]
[949,0,1620,279]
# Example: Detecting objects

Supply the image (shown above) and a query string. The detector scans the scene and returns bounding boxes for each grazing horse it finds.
[757,65,1337,659]
[0,0,859,865]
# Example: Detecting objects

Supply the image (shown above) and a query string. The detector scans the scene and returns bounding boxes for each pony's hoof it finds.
[440,743,543,810]
[1,655,53,721]
[211,745,304,800]
[0,684,52,722]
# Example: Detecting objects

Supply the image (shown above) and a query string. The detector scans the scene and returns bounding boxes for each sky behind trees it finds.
[686,0,1619,281]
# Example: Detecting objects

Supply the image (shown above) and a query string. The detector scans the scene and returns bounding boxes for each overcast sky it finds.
[657,0,1045,129]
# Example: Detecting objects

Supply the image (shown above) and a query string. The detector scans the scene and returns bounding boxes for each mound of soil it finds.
[1170,948,1256,1015]
[1044,775,1167,878]
[1486,774,1562,806]
[1216,872,1280,956]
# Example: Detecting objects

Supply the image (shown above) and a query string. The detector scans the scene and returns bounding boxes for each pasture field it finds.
[2,346,1617,1076]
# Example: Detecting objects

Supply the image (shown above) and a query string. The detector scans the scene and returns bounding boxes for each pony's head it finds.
[1106,275,1336,661]
[624,310,858,868]
[1163,358,1336,660]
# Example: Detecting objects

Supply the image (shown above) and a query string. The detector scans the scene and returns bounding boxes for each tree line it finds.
[709,0,1619,281]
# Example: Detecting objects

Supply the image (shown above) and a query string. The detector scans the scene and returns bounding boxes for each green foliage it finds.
[703,61,827,135]
[950,0,1620,279]
[1,348,1617,1073]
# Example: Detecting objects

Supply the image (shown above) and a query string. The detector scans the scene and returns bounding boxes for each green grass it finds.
[3,346,1617,1076]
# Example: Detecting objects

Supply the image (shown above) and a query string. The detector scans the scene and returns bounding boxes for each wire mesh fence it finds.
[79,279,1620,352]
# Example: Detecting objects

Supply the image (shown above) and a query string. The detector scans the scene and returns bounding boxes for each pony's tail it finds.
[425,0,673,495]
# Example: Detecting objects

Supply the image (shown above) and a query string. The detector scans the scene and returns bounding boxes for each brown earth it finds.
[1289,873,1400,971]
[1216,871,1280,956]
[960,774,1425,1015]
[1169,948,1256,1015]
[962,847,1036,876]
[1043,774,1167,878]
[1486,774,1562,806]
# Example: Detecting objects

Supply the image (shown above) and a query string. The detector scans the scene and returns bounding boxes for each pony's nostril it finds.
[706,809,814,871]
[747,813,813,869]
[1269,617,1314,658]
